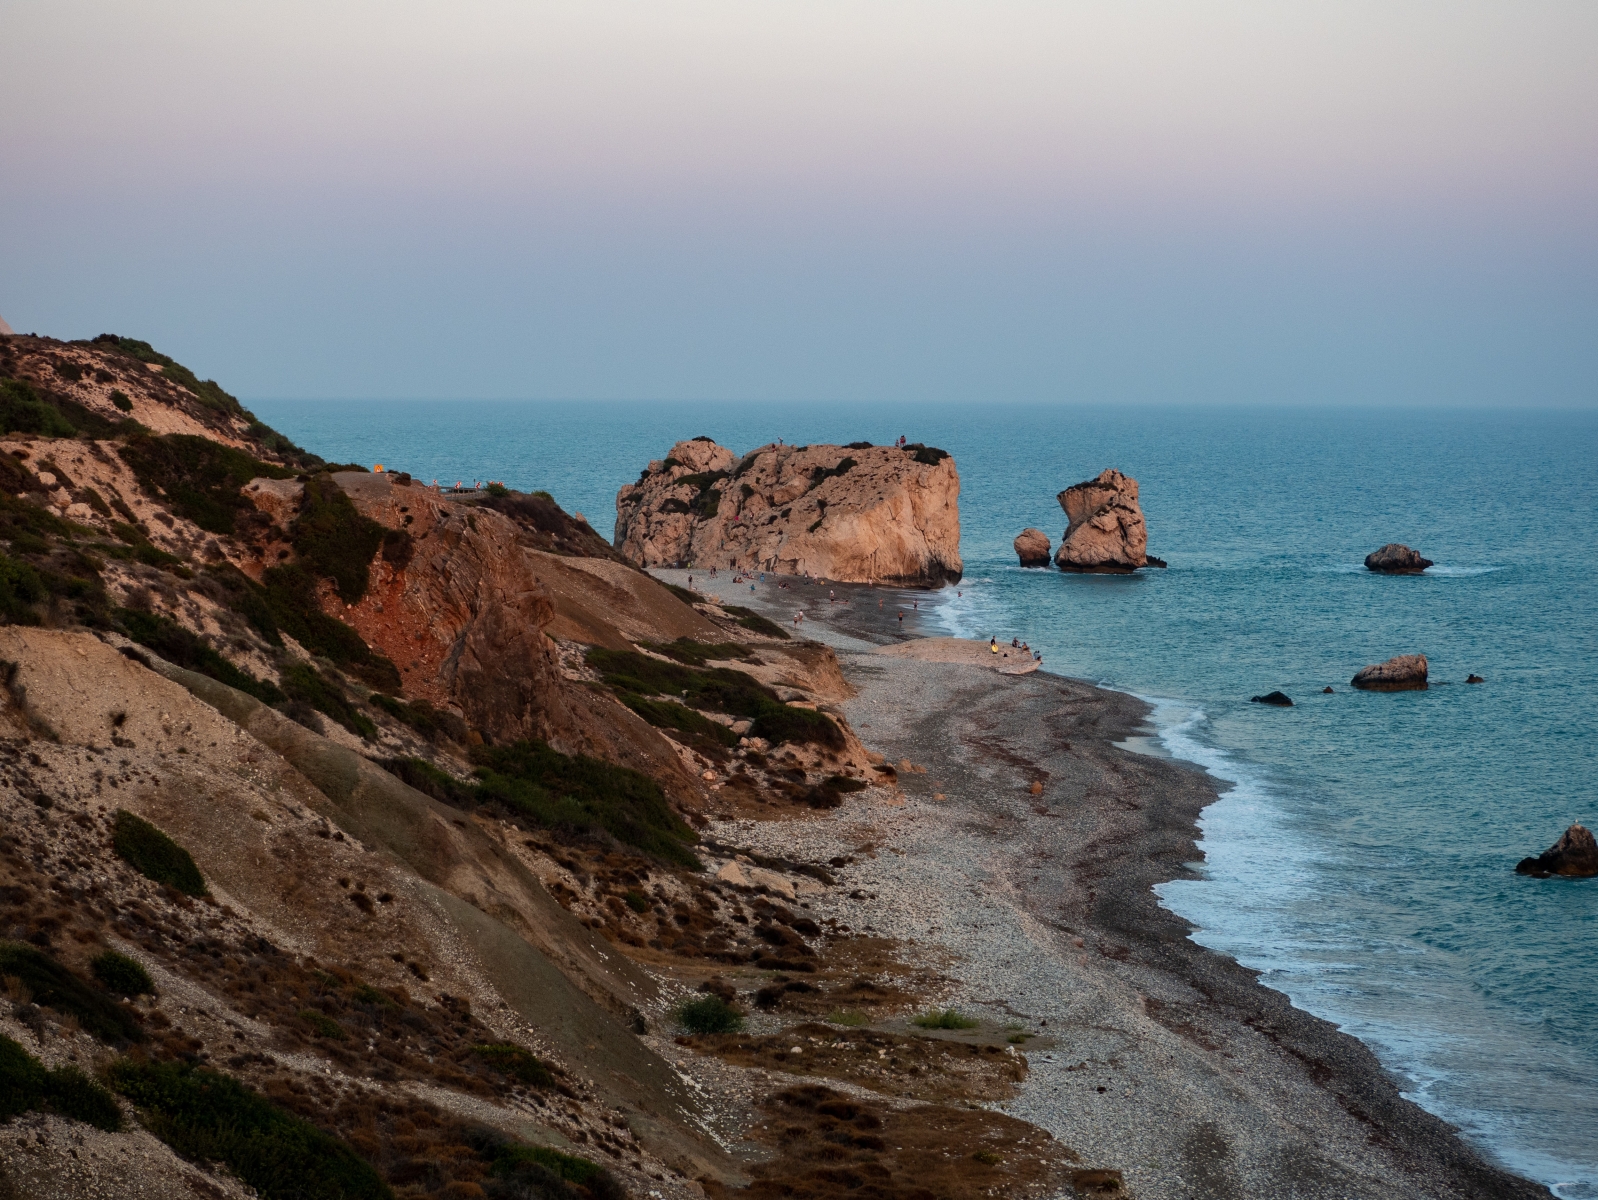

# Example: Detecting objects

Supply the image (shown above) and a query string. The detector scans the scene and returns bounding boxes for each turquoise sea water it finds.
[252,399,1598,1195]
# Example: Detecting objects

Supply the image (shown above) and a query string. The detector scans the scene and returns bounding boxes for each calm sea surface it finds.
[252,399,1598,1196]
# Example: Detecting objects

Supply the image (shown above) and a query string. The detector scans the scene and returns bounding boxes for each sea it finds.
[252,398,1598,1196]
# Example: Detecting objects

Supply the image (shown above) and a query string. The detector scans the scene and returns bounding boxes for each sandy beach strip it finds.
[659,568,1549,1199]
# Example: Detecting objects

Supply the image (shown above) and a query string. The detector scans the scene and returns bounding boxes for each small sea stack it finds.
[1467,674,1485,684]
[1515,824,1598,878]
[1014,528,1051,567]
[1365,544,1433,574]
[1351,654,1429,691]
[1250,691,1294,706]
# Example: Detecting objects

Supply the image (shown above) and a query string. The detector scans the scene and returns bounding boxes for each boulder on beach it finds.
[1350,654,1428,691]
[1014,528,1051,567]
[1365,544,1433,574]
[615,438,962,586]
[1515,824,1598,878]
[1054,469,1155,572]
[1250,691,1294,706]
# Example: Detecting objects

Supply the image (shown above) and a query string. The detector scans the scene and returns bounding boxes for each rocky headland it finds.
[1053,469,1160,572]
[614,438,962,586]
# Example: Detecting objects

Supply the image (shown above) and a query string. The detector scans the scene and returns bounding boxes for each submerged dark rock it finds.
[1515,824,1598,878]
[1250,691,1294,707]
[1322,687,1335,693]
[1351,654,1428,691]
[1467,674,1485,684]
[1364,544,1433,574]
[1145,555,1168,568]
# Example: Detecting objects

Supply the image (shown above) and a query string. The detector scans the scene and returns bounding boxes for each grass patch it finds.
[472,1043,554,1089]
[677,994,744,1034]
[115,607,285,704]
[111,809,206,897]
[473,741,701,868]
[108,1059,392,1200]
[722,604,790,639]
[826,1010,870,1027]
[0,943,145,1045]
[379,757,477,808]
[280,662,376,740]
[645,637,756,666]
[911,1009,979,1030]
[0,1035,121,1130]
[369,693,466,743]
[585,647,842,748]
[663,581,698,604]
[91,949,154,997]
[289,474,387,603]
[118,433,294,535]
[616,694,739,748]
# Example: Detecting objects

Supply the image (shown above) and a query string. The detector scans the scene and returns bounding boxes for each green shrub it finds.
[911,1008,979,1030]
[467,1125,622,1199]
[748,702,844,750]
[472,1043,554,1088]
[903,443,950,466]
[663,582,698,604]
[280,662,375,740]
[108,1059,391,1200]
[91,950,154,997]
[257,564,401,690]
[115,608,285,704]
[722,605,790,639]
[379,757,477,808]
[616,694,738,747]
[288,475,387,603]
[0,944,145,1044]
[110,390,133,412]
[370,693,465,742]
[298,1009,347,1040]
[624,889,649,913]
[677,994,744,1034]
[117,433,293,535]
[645,638,755,666]
[111,809,206,897]
[472,740,700,869]
[91,335,244,416]
[0,551,47,624]
[0,1035,122,1130]
[0,378,77,438]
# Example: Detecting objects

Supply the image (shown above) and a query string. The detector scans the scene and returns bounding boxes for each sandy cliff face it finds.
[1054,468,1150,572]
[615,438,962,586]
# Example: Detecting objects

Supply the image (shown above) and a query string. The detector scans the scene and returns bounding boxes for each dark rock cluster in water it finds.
[1365,544,1433,573]
[1250,691,1294,706]
[1515,824,1598,878]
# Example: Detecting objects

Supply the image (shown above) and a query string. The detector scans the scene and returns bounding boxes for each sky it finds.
[2,0,1595,407]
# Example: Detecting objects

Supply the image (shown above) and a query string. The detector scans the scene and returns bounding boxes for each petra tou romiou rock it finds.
[615,437,963,586]
[1515,824,1598,878]
[1053,468,1164,572]
[1350,654,1429,691]
[1365,544,1434,574]
[1014,527,1051,567]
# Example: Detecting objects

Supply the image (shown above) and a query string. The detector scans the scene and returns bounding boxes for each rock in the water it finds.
[1467,674,1485,684]
[1145,555,1169,568]
[1515,824,1598,878]
[1014,527,1051,567]
[615,438,962,586]
[1250,691,1294,706]
[1054,469,1154,572]
[1322,686,1335,693]
[1350,654,1428,691]
[1365,544,1433,573]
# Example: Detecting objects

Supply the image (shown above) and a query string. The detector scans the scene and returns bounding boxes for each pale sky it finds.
[3,1,1594,405]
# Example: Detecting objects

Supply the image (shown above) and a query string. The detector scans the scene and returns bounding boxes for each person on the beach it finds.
[897,611,903,623]
[1012,637,1019,648]
[990,637,999,654]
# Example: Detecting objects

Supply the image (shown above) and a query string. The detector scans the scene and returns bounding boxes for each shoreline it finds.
[661,568,1551,1198]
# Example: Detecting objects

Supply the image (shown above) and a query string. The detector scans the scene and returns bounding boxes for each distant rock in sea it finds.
[615,438,962,586]
[1014,528,1051,567]
[1054,469,1157,572]
[1365,544,1433,573]
[1467,674,1485,684]
[1515,824,1598,878]
[1322,686,1335,693]
[1350,654,1429,691]
[1250,691,1294,706]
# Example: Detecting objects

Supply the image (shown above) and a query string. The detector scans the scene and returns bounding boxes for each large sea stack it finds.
[1014,527,1051,567]
[1054,468,1154,572]
[615,438,962,585]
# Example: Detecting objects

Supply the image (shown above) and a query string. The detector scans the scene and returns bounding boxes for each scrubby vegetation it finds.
[111,809,207,897]
[290,474,388,602]
[0,943,145,1044]
[0,551,47,624]
[903,443,950,466]
[677,994,744,1034]
[118,433,294,535]
[90,949,154,997]
[470,1127,626,1200]
[369,693,466,743]
[108,1059,392,1200]
[721,605,789,639]
[645,638,756,666]
[912,1008,979,1030]
[585,647,843,749]
[472,1043,555,1088]
[116,607,286,704]
[0,1034,122,1130]
[281,661,376,739]
[90,334,244,417]
[809,457,857,486]
[616,694,738,749]
[0,377,77,438]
